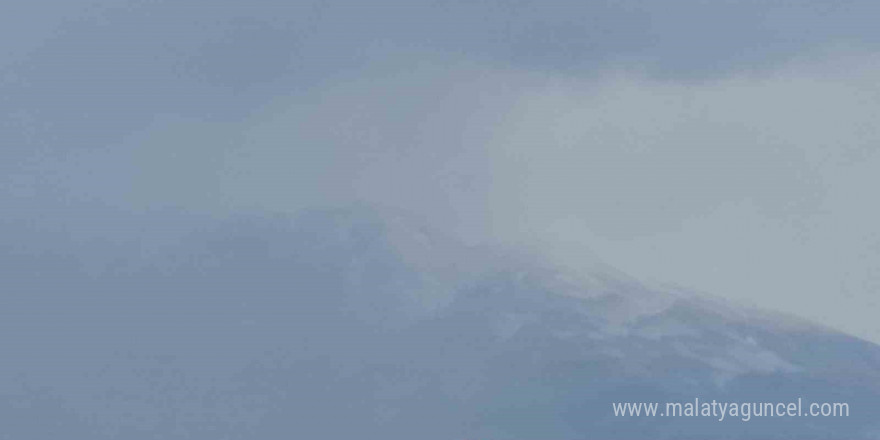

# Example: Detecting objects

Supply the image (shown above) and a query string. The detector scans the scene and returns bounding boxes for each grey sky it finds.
[3,0,880,341]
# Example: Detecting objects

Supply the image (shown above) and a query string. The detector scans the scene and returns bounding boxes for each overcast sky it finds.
[3,0,880,342]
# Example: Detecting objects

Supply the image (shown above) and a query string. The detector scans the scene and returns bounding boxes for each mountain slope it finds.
[2,207,878,439]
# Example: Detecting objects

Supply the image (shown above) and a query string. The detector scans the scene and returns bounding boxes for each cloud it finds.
[3,1,880,343]
[469,51,880,341]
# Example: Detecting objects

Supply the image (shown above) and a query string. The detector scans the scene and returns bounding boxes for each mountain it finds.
[2,206,879,439]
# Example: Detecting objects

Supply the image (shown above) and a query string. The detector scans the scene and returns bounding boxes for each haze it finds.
[3,0,879,342]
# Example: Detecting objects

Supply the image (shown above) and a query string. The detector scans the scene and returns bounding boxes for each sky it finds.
[2,0,880,342]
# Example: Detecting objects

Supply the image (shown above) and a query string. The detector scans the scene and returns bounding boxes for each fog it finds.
[3,0,880,345]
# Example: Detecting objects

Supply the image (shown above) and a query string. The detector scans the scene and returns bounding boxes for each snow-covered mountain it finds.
[2,207,879,439]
